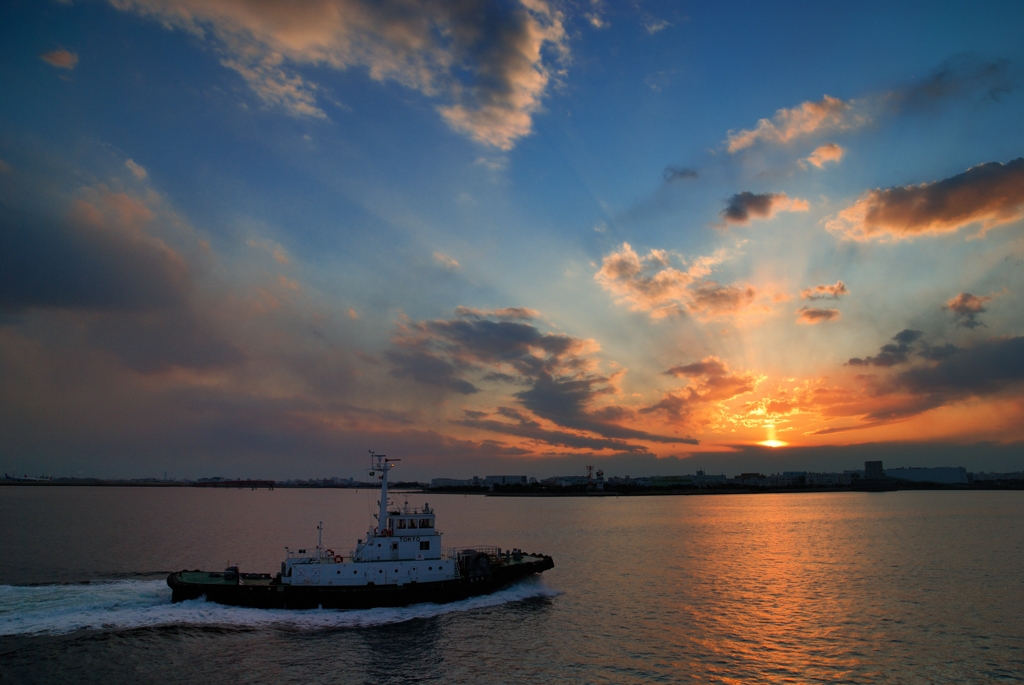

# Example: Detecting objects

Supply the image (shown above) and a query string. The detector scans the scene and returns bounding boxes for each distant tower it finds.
[865,461,884,480]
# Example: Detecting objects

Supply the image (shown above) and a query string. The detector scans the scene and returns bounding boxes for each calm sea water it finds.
[1,487,1022,683]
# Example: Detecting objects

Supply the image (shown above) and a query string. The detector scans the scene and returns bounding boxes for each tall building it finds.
[864,461,885,480]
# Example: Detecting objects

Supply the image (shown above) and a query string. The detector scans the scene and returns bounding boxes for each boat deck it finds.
[177,571,275,586]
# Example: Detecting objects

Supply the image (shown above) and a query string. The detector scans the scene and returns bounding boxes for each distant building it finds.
[864,461,885,480]
[886,466,967,484]
[805,472,852,486]
[484,475,528,488]
[430,478,471,487]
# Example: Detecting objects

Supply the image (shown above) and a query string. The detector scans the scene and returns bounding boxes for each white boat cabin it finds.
[280,455,459,587]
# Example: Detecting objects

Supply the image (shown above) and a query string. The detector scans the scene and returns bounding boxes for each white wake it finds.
[0,577,559,636]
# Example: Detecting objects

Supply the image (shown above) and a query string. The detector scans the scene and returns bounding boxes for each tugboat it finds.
[167,453,554,609]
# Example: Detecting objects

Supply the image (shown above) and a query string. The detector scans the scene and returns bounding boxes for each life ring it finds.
[334,554,343,563]
[325,549,334,559]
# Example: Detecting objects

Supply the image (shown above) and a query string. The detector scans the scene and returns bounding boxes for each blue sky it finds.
[2,0,1024,479]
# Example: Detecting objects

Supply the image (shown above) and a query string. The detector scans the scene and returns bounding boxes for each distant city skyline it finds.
[2,1,1023,480]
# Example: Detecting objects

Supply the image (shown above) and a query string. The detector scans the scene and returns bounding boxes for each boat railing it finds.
[444,545,502,560]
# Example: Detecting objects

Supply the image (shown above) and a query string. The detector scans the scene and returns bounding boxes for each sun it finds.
[758,425,788,448]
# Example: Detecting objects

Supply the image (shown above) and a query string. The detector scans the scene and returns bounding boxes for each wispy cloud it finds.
[433,252,460,270]
[827,158,1024,240]
[124,159,148,179]
[662,165,698,183]
[642,15,670,34]
[112,0,569,149]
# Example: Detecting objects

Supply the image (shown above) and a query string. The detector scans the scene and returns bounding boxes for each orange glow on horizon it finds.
[759,440,788,448]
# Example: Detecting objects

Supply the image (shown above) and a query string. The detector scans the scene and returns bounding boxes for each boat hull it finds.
[167,555,554,610]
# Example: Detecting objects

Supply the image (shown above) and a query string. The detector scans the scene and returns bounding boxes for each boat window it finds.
[396,519,406,529]
[392,542,398,550]
[420,541,430,550]
[419,519,433,528]
[407,519,417,529]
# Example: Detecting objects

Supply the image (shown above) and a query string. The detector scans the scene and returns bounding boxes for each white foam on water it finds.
[0,578,561,636]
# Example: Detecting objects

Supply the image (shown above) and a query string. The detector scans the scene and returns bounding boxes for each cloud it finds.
[642,15,670,34]
[801,281,848,300]
[644,357,760,424]
[847,329,923,367]
[124,159,148,179]
[0,192,188,313]
[663,165,698,183]
[944,292,992,329]
[454,306,538,320]
[688,281,756,315]
[827,158,1024,240]
[40,49,78,69]
[891,336,1024,398]
[796,307,840,324]
[432,252,460,270]
[584,0,607,29]
[803,143,844,169]
[726,95,862,153]
[387,309,696,450]
[112,0,568,149]
[885,55,1016,113]
[247,238,289,265]
[719,192,808,225]
[594,243,759,320]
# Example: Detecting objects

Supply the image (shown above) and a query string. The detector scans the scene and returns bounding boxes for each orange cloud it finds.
[803,143,844,168]
[726,95,862,152]
[41,49,78,69]
[828,158,1024,240]
[595,243,759,320]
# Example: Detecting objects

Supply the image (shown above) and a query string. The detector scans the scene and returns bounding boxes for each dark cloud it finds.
[665,359,728,378]
[663,165,698,183]
[720,191,807,225]
[848,329,923,367]
[386,349,479,394]
[0,205,188,314]
[800,281,848,301]
[455,409,653,453]
[892,336,1024,397]
[830,157,1024,240]
[944,292,991,329]
[389,310,697,449]
[796,306,840,324]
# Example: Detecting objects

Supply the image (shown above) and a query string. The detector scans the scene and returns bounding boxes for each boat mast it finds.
[370,451,399,535]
